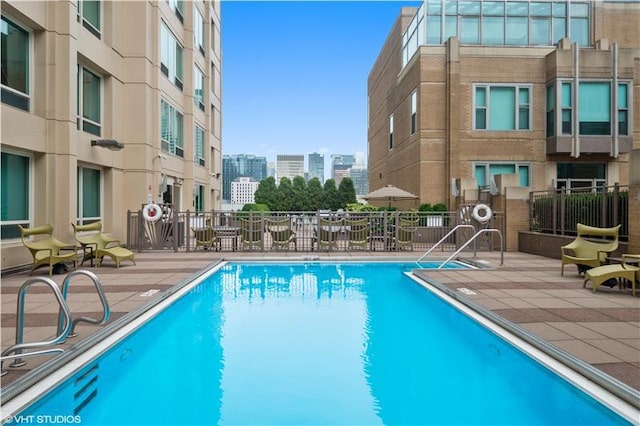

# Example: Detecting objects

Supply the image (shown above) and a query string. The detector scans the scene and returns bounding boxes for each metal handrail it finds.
[416,224,476,265]
[57,270,110,338]
[438,229,504,269]
[1,277,73,375]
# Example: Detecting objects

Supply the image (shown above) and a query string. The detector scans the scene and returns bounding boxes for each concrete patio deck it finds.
[1,250,638,400]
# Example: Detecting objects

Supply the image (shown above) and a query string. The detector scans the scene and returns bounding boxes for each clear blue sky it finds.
[221,1,421,168]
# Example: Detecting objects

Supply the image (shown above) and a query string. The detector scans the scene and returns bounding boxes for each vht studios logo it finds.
[4,415,82,425]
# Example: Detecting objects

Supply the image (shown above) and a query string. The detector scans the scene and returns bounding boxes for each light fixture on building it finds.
[91,139,124,151]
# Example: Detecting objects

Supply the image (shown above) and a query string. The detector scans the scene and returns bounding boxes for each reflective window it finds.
[410,90,417,135]
[1,151,30,239]
[161,98,184,157]
[579,82,610,135]
[531,18,551,45]
[474,163,530,187]
[474,85,531,131]
[160,21,183,90]
[194,66,205,110]
[77,65,101,136]
[78,1,101,37]
[618,83,628,136]
[1,16,30,111]
[506,17,528,45]
[388,114,394,150]
[194,7,205,55]
[77,166,101,225]
[460,17,479,44]
[195,125,205,166]
[482,16,504,44]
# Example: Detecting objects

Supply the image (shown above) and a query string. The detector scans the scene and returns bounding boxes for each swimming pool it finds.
[2,261,636,425]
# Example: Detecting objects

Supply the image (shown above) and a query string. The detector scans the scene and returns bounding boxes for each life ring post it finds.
[472,203,492,224]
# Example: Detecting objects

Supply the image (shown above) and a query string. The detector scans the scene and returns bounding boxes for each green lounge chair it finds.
[314,218,342,251]
[18,224,78,276]
[265,218,297,250]
[394,217,419,251]
[72,222,136,268]
[239,217,264,250]
[583,254,639,296]
[345,218,369,250]
[561,223,621,276]
[192,226,220,251]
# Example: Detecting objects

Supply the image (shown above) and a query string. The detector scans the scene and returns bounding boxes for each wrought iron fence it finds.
[126,208,505,253]
[529,183,628,240]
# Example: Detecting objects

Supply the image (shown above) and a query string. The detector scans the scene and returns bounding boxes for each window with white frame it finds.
[168,0,184,22]
[194,124,205,167]
[194,7,205,55]
[160,21,183,90]
[77,0,101,38]
[77,166,101,225]
[1,16,30,111]
[474,162,530,189]
[410,90,417,135]
[194,66,205,111]
[1,151,31,240]
[389,114,394,149]
[161,98,184,157]
[77,64,102,136]
[474,84,530,131]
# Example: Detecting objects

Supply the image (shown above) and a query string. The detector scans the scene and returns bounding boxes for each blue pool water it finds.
[11,262,631,425]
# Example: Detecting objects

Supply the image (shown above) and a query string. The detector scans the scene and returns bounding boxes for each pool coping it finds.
[408,271,640,417]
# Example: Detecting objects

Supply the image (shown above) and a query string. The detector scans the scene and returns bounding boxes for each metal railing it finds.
[439,229,504,269]
[126,209,505,254]
[529,183,628,240]
[57,270,110,338]
[416,224,477,264]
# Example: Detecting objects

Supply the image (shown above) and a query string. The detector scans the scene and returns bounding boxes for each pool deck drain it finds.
[1,250,638,395]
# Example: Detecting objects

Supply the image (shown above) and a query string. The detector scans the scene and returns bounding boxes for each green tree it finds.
[323,179,340,210]
[338,177,357,208]
[291,176,308,211]
[276,177,294,211]
[254,176,277,210]
[306,178,324,211]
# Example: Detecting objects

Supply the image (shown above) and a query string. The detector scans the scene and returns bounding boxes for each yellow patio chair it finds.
[72,222,136,268]
[265,218,297,250]
[561,223,621,276]
[18,224,78,276]
[583,254,639,296]
[394,217,419,251]
[192,226,220,251]
[238,217,264,250]
[313,217,343,251]
[345,217,369,250]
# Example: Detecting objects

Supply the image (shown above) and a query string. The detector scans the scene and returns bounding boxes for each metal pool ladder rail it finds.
[416,224,476,265]
[57,270,110,338]
[0,277,73,376]
[437,228,504,269]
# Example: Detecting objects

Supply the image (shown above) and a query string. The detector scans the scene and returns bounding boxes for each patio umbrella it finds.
[362,184,418,208]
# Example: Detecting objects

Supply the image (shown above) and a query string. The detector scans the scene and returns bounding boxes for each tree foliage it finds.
[254,176,278,209]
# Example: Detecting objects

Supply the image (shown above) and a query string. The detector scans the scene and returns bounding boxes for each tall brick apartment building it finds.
[368,0,639,208]
[1,1,222,270]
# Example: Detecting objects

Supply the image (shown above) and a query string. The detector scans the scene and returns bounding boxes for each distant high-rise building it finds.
[350,165,369,196]
[231,177,260,205]
[276,155,304,181]
[267,162,276,178]
[331,154,356,184]
[222,154,267,201]
[308,153,325,183]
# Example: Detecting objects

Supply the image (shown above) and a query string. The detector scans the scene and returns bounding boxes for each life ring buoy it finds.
[472,203,492,223]
[142,203,162,222]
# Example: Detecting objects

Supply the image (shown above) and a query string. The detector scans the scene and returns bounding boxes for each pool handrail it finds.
[438,228,504,268]
[57,270,110,338]
[416,224,476,266]
[1,277,73,375]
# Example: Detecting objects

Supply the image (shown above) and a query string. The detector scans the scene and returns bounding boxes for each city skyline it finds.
[221,0,422,164]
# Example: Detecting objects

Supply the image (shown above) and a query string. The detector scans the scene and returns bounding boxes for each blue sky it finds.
[221,1,421,168]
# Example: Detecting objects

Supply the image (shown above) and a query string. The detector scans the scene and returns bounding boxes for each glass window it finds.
[561,82,572,135]
[531,2,551,17]
[195,124,205,166]
[570,3,589,17]
[444,15,457,40]
[388,114,394,150]
[474,163,530,188]
[482,1,504,16]
[460,17,479,44]
[169,0,184,21]
[618,83,628,136]
[459,1,480,15]
[506,17,528,45]
[552,17,566,44]
[79,1,101,37]
[546,85,554,137]
[160,22,183,89]
[1,16,30,111]
[77,65,101,136]
[410,90,417,135]
[507,2,528,16]
[553,2,567,17]
[195,184,204,212]
[194,7,205,55]
[194,66,204,110]
[531,18,551,45]
[426,15,441,44]
[579,82,610,135]
[444,0,457,15]
[161,98,184,157]
[475,85,531,131]
[427,0,442,14]
[570,18,589,46]
[482,16,504,45]
[1,151,30,239]
[77,166,101,225]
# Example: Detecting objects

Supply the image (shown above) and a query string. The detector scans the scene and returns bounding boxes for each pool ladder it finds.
[417,224,504,268]
[1,270,110,376]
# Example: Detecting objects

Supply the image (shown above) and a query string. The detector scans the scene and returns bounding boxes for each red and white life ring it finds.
[472,203,492,223]
[142,203,162,222]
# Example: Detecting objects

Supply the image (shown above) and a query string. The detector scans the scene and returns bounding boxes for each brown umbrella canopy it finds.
[363,185,418,207]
